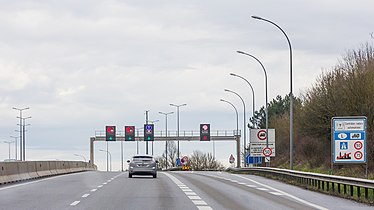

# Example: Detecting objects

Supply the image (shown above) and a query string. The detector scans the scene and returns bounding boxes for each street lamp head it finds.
[170,103,187,107]
[236,50,245,54]
[229,73,237,76]
[224,89,231,92]
[251,15,263,20]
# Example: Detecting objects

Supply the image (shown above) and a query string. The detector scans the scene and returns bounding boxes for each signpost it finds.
[331,116,367,176]
[229,154,235,164]
[249,129,275,157]
[181,156,188,166]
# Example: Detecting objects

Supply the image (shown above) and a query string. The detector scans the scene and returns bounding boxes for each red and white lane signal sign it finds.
[125,126,135,141]
[106,126,116,141]
[200,124,210,141]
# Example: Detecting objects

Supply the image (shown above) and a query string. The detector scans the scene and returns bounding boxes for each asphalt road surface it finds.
[0,171,372,210]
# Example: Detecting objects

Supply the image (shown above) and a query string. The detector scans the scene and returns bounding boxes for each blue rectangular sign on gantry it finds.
[332,117,367,164]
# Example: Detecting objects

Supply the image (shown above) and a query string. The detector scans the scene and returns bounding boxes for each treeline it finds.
[252,43,374,174]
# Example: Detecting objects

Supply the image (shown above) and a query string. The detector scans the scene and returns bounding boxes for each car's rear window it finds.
[132,156,153,162]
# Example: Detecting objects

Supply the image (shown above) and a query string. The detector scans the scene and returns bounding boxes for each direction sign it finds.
[246,155,262,164]
[332,117,367,164]
[262,147,272,157]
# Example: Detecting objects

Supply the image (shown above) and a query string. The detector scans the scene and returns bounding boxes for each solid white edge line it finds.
[162,172,212,208]
[0,173,78,191]
[231,174,329,210]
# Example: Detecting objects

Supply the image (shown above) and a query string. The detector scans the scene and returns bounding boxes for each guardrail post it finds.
[332,182,335,192]
[338,183,341,194]
[357,186,361,198]
[350,185,354,196]
[365,188,368,200]
[326,181,329,191]
[344,184,347,195]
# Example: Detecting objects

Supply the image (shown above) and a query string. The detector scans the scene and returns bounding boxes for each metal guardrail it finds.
[226,167,374,202]
[95,130,241,137]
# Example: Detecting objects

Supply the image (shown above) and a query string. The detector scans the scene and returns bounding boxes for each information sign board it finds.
[249,143,275,157]
[332,117,367,164]
[250,129,275,143]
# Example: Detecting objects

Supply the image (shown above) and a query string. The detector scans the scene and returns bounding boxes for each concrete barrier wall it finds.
[0,161,96,185]
[17,162,31,180]
[36,161,52,177]
[27,162,38,179]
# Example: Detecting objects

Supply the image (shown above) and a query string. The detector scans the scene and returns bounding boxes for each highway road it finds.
[0,171,372,210]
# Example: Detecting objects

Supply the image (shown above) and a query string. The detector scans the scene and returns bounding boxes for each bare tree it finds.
[189,150,224,171]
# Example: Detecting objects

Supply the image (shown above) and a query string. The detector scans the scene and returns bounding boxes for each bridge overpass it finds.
[90,130,241,167]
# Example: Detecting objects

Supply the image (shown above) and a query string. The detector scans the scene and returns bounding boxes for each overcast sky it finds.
[1,0,373,170]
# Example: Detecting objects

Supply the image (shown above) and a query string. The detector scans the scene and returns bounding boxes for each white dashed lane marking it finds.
[69,173,124,207]
[70,201,80,206]
[269,192,284,196]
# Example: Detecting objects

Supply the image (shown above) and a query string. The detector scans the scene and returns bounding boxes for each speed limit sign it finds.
[262,147,272,157]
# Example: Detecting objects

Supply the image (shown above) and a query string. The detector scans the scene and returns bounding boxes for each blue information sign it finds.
[246,154,262,165]
[332,117,367,164]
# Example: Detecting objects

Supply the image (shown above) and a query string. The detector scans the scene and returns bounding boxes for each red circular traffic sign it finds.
[354,141,363,150]
[262,147,272,157]
[257,130,267,141]
[354,151,363,160]
[181,156,188,165]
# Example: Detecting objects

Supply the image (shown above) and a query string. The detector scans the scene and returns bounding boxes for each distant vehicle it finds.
[127,155,158,178]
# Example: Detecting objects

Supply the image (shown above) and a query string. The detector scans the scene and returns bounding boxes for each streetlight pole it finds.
[149,119,159,156]
[224,89,246,167]
[251,15,293,169]
[17,116,31,161]
[74,154,87,162]
[159,111,174,169]
[170,103,186,165]
[237,51,269,166]
[220,99,240,168]
[4,141,15,160]
[145,110,150,155]
[13,107,29,161]
[229,73,255,126]
[99,149,112,172]
[136,127,144,154]
[22,117,31,161]
[10,136,18,160]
